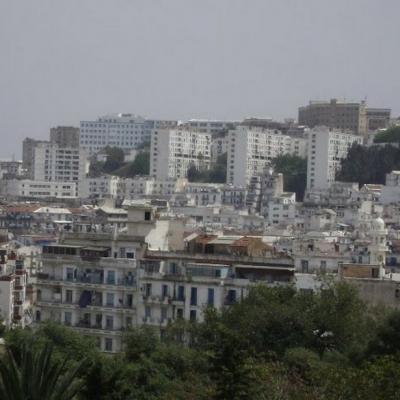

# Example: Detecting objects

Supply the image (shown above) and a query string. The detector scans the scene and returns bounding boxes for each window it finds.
[226,290,236,304]
[301,260,309,273]
[177,285,185,301]
[64,312,72,326]
[320,261,327,273]
[190,309,197,321]
[177,308,184,318]
[105,338,113,352]
[207,288,214,306]
[144,211,151,221]
[105,316,114,330]
[66,267,74,281]
[106,293,114,306]
[107,271,115,284]
[145,306,151,319]
[65,290,73,303]
[162,284,169,299]
[161,307,168,322]
[190,287,197,306]
[145,283,152,297]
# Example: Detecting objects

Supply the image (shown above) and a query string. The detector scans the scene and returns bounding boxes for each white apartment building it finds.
[266,192,297,226]
[35,202,185,352]
[80,114,177,155]
[33,142,87,196]
[0,180,77,200]
[227,126,307,187]
[184,182,223,206]
[0,250,30,328]
[211,136,228,163]
[80,176,123,200]
[306,127,363,190]
[381,171,400,205]
[150,129,211,180]
[186,119,239,134]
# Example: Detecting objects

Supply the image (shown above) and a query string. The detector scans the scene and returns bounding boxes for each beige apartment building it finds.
[298,98,368,136]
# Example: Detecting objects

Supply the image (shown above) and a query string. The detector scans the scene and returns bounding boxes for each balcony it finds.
[73,321,124,335]
[36,273,136,290]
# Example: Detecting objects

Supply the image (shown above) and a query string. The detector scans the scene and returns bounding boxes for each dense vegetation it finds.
[272,154,307,201]
[337,143,400,185]
[2,282,400,399]
[374,126,400,144]
[88,146,150,178]
[187,153,227,183]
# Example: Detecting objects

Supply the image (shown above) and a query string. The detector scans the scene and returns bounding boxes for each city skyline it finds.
[1,0,400,158]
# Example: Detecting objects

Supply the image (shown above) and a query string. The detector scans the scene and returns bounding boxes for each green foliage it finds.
[3,284,400,399]
[187,153,227,183]
[87,147,150,179]
[374,126,400,143]
[272,154,307,201]
[115,151,150,177]
[0,343,85,400]
[337,143,400,185]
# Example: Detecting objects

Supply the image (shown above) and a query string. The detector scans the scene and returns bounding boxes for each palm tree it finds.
[0,343,85,400]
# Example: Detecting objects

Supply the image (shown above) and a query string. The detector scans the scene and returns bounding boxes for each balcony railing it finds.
[36,273,136,288]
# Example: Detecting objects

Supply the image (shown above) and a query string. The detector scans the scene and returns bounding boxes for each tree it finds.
[272,154,307,201]
[0,344,85,400]
[374,126,400,144]
[187,153,227,183]
[367,310,400,357]
[337,143,400,185]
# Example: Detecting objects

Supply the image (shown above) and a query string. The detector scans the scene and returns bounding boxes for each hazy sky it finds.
[1,0,399,159]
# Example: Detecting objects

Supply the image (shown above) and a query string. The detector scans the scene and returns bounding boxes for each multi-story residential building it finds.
[79,114,177,155]
[184,182,223,206]
[366,108,391,132]
[221,185,246,209]
[298,98,368,136]
[0,250,30,328]
[138,234,294,328]
[381,170,400,205]
[0,179,77,200]
[185,119,239,135]
[150,129,211,180]
[80,176,123,200]
[0,160,23,179]
[172,204,265,232]
[227,126,307,187]
[35,201,185,352]
[266,192,297,226]
[210,135,228,163]
[50,126,80,148]
[22,138,49,179]
[32,142,87,196]
[306,127,363,190]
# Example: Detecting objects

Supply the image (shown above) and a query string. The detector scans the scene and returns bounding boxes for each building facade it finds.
[32,143,87,196]
[50,126,80,148]
[80,114,177,155]
[227,126,307,187]
[150,129,211,180]
[306,127,363,190]
[298,99,368,136]
[366,108,391,132]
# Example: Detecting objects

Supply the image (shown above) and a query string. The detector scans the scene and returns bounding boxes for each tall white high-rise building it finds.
[306,127,363,190]
[150,129,211,180]
[33,143,87,196]
[80,114,177,155]
[227,126,307,187]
